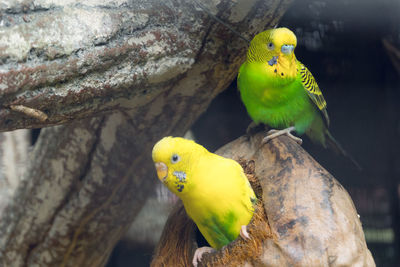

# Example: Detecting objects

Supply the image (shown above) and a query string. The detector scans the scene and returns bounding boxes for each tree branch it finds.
[0,0,291,131]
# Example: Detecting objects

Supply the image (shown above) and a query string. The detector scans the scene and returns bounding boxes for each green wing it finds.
[298,62,330,126]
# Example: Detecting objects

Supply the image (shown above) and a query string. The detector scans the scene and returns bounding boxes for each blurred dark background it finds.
[107,0,400,266]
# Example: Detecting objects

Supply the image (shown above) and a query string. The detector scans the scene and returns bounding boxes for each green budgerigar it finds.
[238,27,357,165]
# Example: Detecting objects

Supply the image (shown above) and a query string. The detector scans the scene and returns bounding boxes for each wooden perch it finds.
[151,132,376,267]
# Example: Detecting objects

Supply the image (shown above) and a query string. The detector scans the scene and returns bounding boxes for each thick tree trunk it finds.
[151,132,376,267]
[0,0,292,266]
[0,0,289,132]
[0,129,30,205]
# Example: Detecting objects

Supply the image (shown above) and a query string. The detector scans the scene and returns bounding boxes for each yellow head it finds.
[152,136,208,196]
[247,27,297,62]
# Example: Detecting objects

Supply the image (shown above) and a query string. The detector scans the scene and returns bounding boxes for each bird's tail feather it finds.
[325,130,362,170]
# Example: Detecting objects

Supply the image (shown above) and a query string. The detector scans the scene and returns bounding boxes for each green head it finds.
[247,27,297,63]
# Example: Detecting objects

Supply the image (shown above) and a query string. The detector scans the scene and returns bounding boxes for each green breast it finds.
[199,211,239,249]
[238,61,316,134]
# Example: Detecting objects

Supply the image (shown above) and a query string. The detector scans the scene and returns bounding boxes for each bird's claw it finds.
[263,126,303,145]
[240,225,251,240]
[192,246,216,267]
[284,132,303,144]
[266,129,278,135]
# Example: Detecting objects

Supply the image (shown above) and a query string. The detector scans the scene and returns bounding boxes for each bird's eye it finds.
[171,154,180,164]
[267,42,274,50]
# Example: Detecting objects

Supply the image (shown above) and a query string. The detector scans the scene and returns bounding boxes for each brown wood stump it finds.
[151,132,375,267]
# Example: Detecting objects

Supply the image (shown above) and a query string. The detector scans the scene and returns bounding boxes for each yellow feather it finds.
[298,62,330,125]
[247,28,298,79]
[152,137,256,249]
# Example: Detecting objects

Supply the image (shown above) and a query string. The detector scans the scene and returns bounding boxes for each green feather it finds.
[238,28,360,169]
[238,60,317,135]
[238,28,327,140]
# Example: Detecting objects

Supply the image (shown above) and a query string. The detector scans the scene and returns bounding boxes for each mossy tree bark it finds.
[0,0,292,266]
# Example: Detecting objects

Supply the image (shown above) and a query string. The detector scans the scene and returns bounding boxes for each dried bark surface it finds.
[152,132,376,267]
[0,129,30,206]
[0,0,292,266]
[0,0,289,132]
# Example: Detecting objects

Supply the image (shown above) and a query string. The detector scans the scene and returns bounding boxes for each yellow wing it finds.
[298,62,330,126]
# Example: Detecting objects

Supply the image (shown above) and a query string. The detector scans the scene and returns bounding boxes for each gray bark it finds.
[0,0,292,266]
[0,0,289,132]
[0,129,30,208]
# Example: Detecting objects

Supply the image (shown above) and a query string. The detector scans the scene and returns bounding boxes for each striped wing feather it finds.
[298,62,330,126]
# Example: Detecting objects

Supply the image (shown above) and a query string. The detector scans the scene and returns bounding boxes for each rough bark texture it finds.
[0,0,292,266]
[152,132,376,267]
[0,0,289,131]
[0,129,30,208]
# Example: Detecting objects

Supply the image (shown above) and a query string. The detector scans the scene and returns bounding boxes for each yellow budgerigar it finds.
[152,137,256,266]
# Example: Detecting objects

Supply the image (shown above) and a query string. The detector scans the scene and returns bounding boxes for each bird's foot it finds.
[263,126,302,145]
[192,246,216,267]
[240,225,251,240]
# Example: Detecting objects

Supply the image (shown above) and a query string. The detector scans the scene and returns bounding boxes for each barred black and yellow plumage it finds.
[299,63,330,126]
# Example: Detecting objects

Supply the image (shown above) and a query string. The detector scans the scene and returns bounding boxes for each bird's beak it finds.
[281,44,294,55]
[155,162,168,182]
